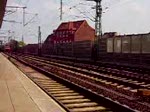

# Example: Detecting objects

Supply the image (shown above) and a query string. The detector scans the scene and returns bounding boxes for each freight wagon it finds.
[17,32,150,68]
[98,32,150,67]
[23,40,93,60]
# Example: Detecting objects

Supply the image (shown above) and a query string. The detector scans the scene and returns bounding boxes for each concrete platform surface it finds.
[0,53,66,112]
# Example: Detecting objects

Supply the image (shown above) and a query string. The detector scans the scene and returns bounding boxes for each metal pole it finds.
[23,7,25,26]
[86,0,102,38]
[38,26,42,56]
[86,0,103,60]
[22,7,26,42]
[94,0,103,60]
[95,0,102,44]
[60,0,63,20]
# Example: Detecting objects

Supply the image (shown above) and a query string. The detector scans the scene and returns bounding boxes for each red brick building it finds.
[0,0,7,28]
[45,20,95,44]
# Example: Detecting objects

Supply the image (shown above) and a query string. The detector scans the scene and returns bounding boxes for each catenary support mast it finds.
[38,26,42,56]
[95,0,102,40]
[60,0,63,20]
[87,0,102,60]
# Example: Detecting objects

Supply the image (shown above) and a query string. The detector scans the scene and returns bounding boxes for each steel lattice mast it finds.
[87,0,102,39]
[95,0,102,40]
[87,0,102,60]
[60,0,63,20]
[38,26,42,56]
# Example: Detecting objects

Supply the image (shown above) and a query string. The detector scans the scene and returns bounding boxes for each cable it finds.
[62,1,95,22]
[103,0,133,13]
[5,10,17,17]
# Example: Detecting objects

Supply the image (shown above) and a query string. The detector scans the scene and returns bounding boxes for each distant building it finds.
[45,20,95,44]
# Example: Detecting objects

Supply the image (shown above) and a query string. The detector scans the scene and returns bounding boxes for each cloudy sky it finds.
[1,0,150,43]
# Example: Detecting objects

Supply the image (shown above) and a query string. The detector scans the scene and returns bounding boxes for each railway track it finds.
[21,54,150,91]
[21,54,150,84]
[3,53,114,112]
[32,78,111,112]
[6,53,150,112]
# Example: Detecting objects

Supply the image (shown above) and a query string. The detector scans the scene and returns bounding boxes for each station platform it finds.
[0,53,66,112]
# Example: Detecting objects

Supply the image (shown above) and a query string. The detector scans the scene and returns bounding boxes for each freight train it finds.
[98,32,150,67]
[14,32,150,69]
[3,40,18,52]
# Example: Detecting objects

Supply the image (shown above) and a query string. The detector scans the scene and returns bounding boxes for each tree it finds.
[18,41,26,47]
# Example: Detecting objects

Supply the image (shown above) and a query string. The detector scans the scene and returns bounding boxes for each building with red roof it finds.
[45,20,95,44]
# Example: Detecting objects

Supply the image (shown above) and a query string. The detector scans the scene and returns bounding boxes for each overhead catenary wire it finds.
[3,0,135,44]
[102,0,133,14]
[24,13,38,26]
[61,0,133,22]
[62,1,95,22]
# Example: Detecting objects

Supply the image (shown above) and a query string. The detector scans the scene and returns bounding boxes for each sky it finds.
[1,0,150,44]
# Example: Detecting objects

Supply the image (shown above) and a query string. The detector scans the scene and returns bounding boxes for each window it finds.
[57,32,59,37]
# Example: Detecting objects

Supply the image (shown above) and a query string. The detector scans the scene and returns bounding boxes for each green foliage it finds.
[18,41,26,47]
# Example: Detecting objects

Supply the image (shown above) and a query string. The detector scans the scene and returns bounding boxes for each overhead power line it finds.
[70,6,95,22]
[24,13,38,26]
